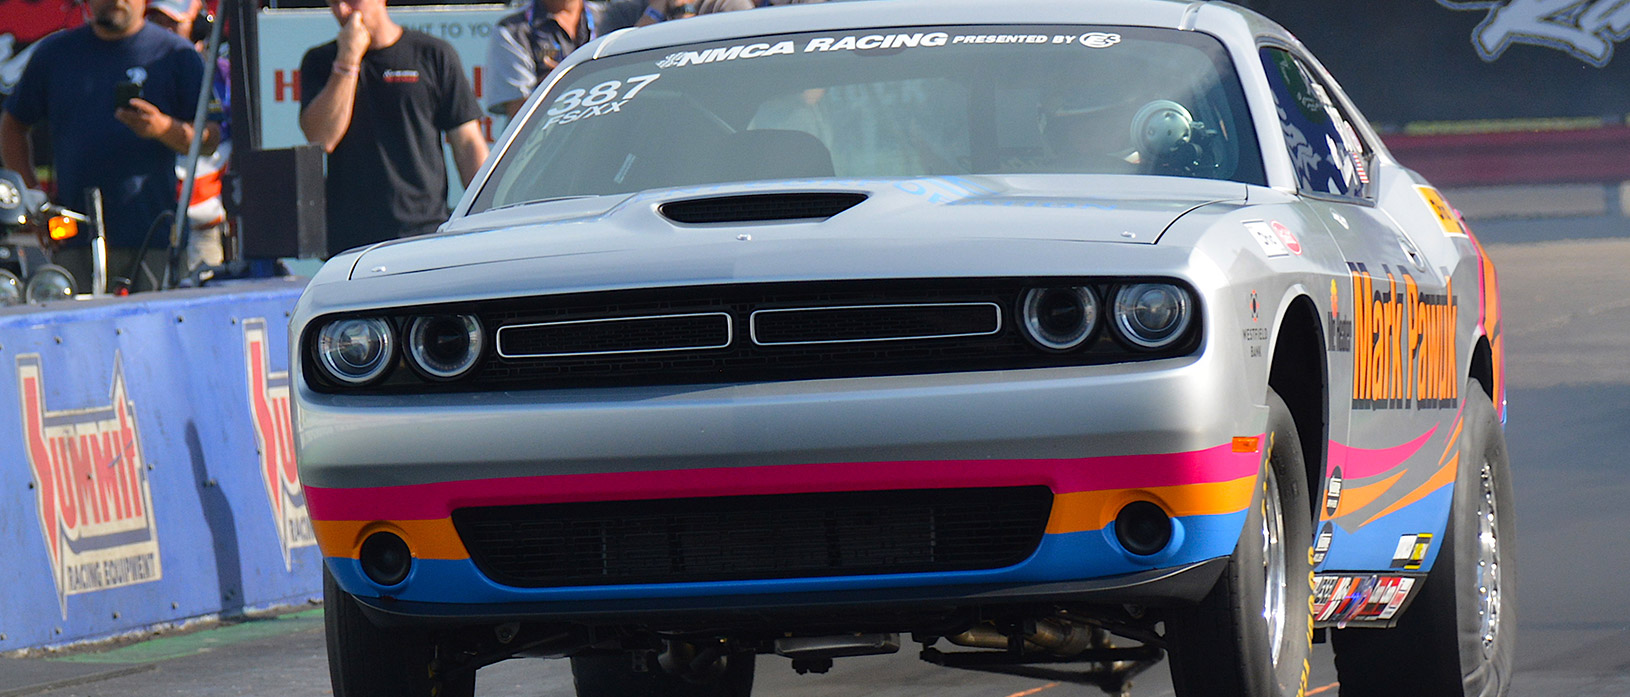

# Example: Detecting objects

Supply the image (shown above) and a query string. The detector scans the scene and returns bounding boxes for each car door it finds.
[1258,45,1458,576]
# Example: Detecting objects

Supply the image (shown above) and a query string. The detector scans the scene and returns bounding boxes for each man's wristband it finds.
[333,63,360,77]
[643,6,664,22]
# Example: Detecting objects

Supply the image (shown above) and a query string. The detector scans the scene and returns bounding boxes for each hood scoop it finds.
[659,192,868,225]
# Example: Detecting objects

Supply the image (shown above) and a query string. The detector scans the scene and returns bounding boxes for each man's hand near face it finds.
[336,11,371,69]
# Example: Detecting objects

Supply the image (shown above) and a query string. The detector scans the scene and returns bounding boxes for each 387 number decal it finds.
[541,74,662,128]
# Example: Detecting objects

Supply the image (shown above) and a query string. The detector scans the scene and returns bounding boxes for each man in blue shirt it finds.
[0,0,217,293]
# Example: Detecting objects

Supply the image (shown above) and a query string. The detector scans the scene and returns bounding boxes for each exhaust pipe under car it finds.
[948,618,1099,656]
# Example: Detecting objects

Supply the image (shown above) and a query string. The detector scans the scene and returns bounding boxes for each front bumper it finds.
[297,356,1267,615]
[345,558,1230,627]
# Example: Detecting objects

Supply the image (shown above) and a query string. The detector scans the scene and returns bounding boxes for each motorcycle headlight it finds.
[1113,283,1192,350]
[316,318,396,385]
[405,315,484,380]
[1019,286,1098,351]
[24,265,76,303]
[0,269,22,306]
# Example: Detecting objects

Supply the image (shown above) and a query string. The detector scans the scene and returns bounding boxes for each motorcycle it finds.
[0,167,92,303]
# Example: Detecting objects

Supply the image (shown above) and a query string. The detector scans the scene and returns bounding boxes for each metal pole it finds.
[169,3,228,288]
[226,0,260,263]
[88,188,106,295]
[228,0,260,152]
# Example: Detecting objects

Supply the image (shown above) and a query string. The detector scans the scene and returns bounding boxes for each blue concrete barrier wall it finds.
[0,279,316,651]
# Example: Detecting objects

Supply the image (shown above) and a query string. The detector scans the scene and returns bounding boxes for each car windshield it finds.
[469,25,1264,213]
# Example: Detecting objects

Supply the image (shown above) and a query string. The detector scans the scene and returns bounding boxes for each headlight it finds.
[316,318,396,385]
[1113,283,1192,349]
[24,265,76,303]
[1019,286,1098,351]
[0,269,23,306]
[405,315,484,380]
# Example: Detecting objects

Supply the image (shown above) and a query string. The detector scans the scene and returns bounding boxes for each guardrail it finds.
[0,279,316,652]
[1384,125,1630,188]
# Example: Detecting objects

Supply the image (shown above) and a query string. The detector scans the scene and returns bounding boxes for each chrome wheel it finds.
[1477,458,1502,655]
[1261,466,1287,666]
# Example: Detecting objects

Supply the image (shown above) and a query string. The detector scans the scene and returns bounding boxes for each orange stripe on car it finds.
[1361,451,1460,528]
[313,518,471,560]
[1045,476,1257,534]
[1435,413,1463,468]
[1332,471,1404,520]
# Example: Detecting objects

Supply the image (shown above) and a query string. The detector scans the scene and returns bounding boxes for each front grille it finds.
[497,312,732,357]
[750,303,1001,345]
[451,487,1053,588]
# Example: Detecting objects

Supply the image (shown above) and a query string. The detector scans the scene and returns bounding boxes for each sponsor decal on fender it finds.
[1327,279,1353,352]
[1313,522,1334,565]
[16,353,161,615]
[1314,574,1416,625]
[1417,186,1467,236]
[1323,467,1343,518]
[245,319,316,569]
[1391,532,1433,570]
[1269,220,1302,255]
[1244,220,1289,257]
[1347,262,1459,410]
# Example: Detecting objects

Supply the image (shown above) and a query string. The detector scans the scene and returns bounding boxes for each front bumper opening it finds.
[450,486,1054,588]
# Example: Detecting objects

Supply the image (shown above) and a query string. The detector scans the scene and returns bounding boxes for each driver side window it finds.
[1260,47,1373,199]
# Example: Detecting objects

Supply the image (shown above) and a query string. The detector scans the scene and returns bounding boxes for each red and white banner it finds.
[244,318,315,570]
[16,353,162,617]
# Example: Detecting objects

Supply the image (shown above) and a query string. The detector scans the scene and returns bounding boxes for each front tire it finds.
[1332,382,1516,696]
[1166,390,1315,697]
[323,565,476,697]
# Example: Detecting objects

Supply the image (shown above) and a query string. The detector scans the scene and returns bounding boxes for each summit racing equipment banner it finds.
[17,352,163,615]
[0,280,315,650]
[244,318,317,570]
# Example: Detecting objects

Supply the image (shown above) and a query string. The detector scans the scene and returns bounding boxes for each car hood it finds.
[350,175,1246,280]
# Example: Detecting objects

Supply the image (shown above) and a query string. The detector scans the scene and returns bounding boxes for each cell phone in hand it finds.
[114,81,142,109]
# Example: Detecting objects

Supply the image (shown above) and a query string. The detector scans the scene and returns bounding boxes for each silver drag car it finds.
[291,1,1514,696]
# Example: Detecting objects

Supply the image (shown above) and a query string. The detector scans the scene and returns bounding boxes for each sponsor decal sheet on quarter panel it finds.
[1294,180,1464,575]
[1318,255,1464,572]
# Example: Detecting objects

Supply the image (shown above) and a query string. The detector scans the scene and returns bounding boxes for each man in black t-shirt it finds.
[299,0,487,256]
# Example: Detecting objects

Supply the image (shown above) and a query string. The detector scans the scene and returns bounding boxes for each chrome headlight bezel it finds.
[404,314,485,381]
[1112,283,1193,350]
[315,317,397,386]
[1019,286,1100,352]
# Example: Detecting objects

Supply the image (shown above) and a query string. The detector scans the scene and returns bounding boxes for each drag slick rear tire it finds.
[323,566,475,697]
[572,651,755,697]
[1166,390,1314,697]
[1332,382,1516,696]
